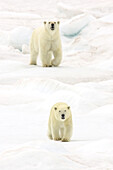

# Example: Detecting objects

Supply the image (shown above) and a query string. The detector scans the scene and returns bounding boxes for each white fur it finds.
[48,102,73,142]
[30,21,62,67]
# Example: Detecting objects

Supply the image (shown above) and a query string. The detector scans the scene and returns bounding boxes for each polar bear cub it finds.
[30,21,62,67]
[48,102,73,142]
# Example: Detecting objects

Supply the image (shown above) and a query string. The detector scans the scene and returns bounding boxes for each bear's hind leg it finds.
[48,130,53,140]
[30,52,38,65]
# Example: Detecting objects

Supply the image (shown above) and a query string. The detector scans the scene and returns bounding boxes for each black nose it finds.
[61,114,65,119]
[51,23,54,28]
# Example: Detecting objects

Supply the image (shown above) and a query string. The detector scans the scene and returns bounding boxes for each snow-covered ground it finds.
[0,0,113,169]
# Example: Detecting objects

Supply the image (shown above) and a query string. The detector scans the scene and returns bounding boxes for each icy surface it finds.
[0,0,113,169]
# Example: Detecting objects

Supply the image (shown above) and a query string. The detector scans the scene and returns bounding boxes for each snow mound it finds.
[60,14,95,37]
[0,27,32,51]
[0,30,9,46]
[0,146,82,170]
[9,27,32,51]
[57,2,83,18]
[0,11,41,19]
[99,13,113,23]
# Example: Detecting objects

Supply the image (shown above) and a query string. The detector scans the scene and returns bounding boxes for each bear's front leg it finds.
[40,49,52,67]
[46,51,52,67]
[62,125,72,142]
[52,126,61,141]
[52,48,62,67]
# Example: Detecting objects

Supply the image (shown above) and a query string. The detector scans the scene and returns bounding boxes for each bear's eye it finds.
[49,22,51,24]
[59,110,61,113]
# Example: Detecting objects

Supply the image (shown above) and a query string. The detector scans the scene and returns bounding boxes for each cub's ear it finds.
[44,21,46,24]
[57,21,60,24]
[54,107,57,110]
[67,106,70,109]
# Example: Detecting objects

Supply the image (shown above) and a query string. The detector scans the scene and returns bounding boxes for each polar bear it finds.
[48,102,73,142]
[30,21,62,67]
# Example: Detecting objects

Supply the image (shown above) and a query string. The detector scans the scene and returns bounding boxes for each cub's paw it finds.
[30,62,37,65]
[42,64,52,67]
[48,135,53,140]
[54,138,61,141]
[61,138,70,142]
[42,64,48,67]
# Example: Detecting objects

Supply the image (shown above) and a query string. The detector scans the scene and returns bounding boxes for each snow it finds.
[0,27,32,51]
[9,27,32,51]
[99,13,113,23]
[0,11,41,19]
[57,2,84,18]
[60,14,95,37]
[0,0,113,169]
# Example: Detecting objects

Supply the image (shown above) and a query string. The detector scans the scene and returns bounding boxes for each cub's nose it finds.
[61,114,65,119]
[51,23,54,28]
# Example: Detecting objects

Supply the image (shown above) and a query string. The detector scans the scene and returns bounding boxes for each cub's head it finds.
[54,104,71,122]
[44,21,60,33]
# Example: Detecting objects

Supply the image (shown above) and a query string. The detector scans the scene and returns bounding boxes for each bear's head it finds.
[44,21,60,34]
[54,105,71,122]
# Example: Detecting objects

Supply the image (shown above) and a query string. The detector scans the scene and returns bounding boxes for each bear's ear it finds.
[67,106,70,109]
[44,21,46,24]
[57,21,60,24]
[54,107,57,110]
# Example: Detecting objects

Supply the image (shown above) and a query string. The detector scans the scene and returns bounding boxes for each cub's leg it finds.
[52,126,60,141]
[48,122,53,140]
[62,125,72,142]
[60,128,64,140]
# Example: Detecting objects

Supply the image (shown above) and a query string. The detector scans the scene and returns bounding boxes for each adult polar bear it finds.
[30,21,62,67]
